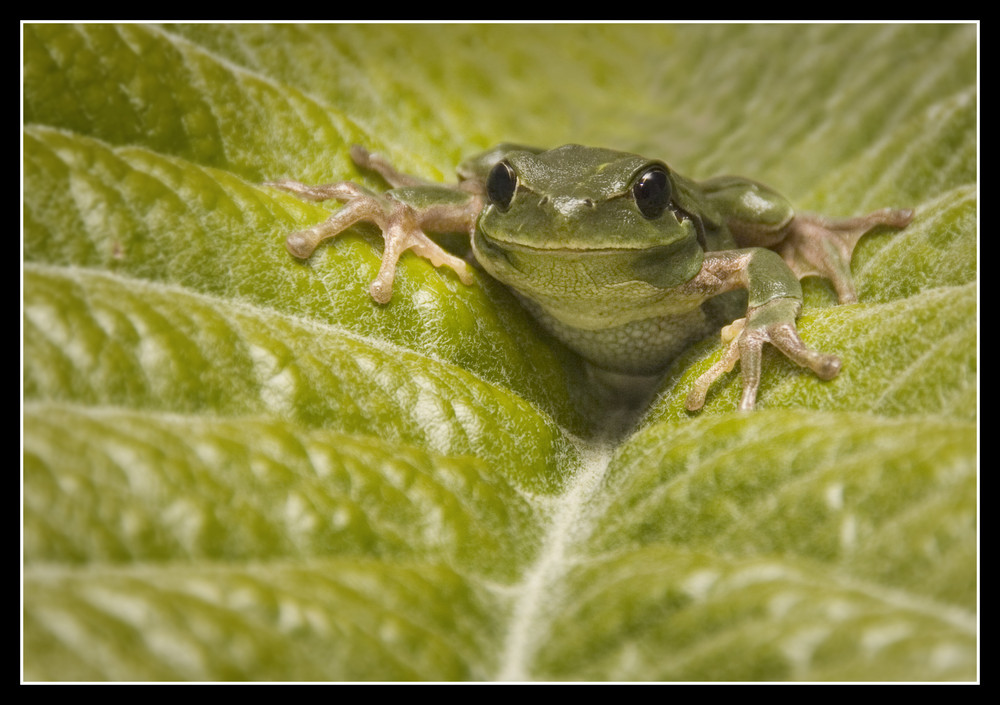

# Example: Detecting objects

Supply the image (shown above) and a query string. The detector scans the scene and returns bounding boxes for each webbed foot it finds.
[777,209,913,303]
[267,151,480,303]
[686,298,840,411]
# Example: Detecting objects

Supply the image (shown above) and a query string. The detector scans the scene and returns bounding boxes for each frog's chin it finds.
[472,229,704,302]
[472,235,704,330]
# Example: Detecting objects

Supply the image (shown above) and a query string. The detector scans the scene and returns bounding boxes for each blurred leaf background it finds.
[22,23,977,681]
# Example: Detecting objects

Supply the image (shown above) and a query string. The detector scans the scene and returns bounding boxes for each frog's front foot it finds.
[778,209,914,303]
[267,173,476,304]
[686,297,840,411]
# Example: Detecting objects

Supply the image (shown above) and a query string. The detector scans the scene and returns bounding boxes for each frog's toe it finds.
[812,352,842,380]
[686,331,742,411]
[286,230,318,259]
[767,322,842,380]
[369,278,393,305]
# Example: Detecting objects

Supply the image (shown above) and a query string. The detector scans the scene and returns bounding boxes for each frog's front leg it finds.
[267,159,481,304]
[684,249,841,411]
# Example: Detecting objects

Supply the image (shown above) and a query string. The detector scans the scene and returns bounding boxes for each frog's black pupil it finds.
[633,167,671,219]
[487,161,517,211]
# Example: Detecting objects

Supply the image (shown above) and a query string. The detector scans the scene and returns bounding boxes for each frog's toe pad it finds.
[286,231,316,259]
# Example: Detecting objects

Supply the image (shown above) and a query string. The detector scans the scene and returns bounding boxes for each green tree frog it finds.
[268,144,912,411]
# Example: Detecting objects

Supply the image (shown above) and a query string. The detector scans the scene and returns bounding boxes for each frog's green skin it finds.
[268,144,912,411]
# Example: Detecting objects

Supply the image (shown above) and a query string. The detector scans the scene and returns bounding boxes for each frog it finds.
[267,144,912,411]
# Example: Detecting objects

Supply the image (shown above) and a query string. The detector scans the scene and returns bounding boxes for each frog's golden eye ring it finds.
[486,160,517,211]
[632,166,671,219]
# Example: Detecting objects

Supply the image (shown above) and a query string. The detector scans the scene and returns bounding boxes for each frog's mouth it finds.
[472,229,704,291]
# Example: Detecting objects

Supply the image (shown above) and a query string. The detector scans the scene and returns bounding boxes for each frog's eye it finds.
[632,166,671,219]
[486,161,517,211]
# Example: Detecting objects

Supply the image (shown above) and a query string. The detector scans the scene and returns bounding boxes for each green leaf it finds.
[23,23,977,681]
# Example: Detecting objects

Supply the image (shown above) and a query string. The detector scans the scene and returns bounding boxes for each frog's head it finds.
[472,145,705,311]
